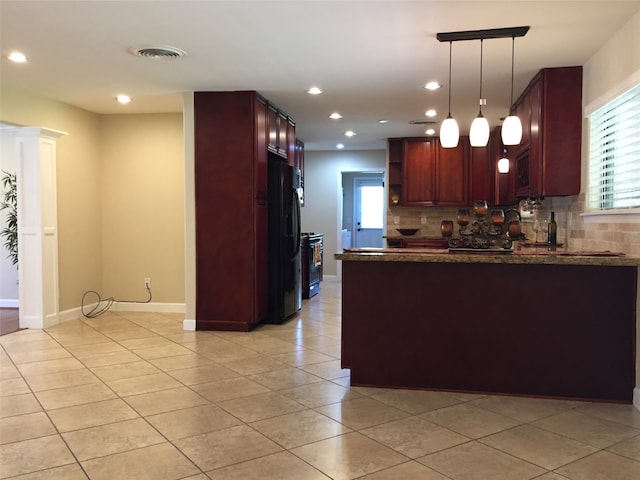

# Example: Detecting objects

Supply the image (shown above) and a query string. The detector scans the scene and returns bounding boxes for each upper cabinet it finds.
[512,66,582,197]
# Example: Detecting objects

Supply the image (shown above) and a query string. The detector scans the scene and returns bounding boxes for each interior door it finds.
[353,177,384,248]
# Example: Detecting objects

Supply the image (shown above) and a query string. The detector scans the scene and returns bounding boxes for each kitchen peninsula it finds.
[336,248,640,403]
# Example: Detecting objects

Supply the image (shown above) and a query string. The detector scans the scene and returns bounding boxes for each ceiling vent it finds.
[409,120,437,125]
[128,46,187,59]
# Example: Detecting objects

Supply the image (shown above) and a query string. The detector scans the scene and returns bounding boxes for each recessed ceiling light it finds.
[425,128,436,135]
[336,143,345,149]
[8,51,27,63]
[307,87,322,95]
[425,81,441,90]
[344,131,356,137]
[425,109,437,117]
[329,112,342,119]
[378,119,389,124]
[116,95,131,104]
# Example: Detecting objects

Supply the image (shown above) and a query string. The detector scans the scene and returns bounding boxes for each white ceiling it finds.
[2,0,639,151]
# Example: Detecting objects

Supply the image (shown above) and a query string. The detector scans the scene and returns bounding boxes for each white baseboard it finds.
[634,387,640,412]
[0,299,19,308]
[183,319,196,331]
[112,302,186,313]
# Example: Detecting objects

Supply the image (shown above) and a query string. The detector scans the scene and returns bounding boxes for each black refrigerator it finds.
[266,158,302,323]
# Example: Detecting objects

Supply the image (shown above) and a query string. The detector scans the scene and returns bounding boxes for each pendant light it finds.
[501,36,523,145]
[469,39,490,147]
[439,41,459,148]
[497,147,510,173]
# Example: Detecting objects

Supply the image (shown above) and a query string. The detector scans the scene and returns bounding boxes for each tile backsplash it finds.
[387,194,640,256]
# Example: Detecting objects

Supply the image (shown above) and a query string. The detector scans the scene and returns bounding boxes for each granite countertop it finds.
[335,247,640,267]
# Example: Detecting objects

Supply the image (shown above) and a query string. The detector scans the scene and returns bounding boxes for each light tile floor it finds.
[1,278,640,479]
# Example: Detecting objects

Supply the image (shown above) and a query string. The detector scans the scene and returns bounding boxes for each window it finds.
[359,185,384,229]
[587,81,640,210]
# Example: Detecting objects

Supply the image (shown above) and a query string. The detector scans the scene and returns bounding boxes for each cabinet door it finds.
[254,97,268,202]
[278,112,288,156]
[436,140,468,205]
[468,142,491,203]
[402,139,436,205]
[267,105,279,153]
[287,119,296,166]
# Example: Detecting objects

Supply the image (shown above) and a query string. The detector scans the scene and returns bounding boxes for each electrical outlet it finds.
[144,277,151,289]
[421,214,427,225]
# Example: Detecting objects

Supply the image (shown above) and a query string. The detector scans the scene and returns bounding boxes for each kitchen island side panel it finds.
[341,261,636,402]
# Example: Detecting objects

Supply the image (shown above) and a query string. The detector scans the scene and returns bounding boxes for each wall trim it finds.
[183,319,196,331]
[0,299,19,308]
[112,302,185,313]
[634,387,640,412]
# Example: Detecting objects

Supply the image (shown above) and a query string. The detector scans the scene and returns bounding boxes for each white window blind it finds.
[588,82,640,210]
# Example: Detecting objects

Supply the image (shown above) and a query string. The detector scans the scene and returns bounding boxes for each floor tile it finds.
[249,366,324,390]
[357,460,452,479]
[224,355,287,375]
[8,348,72,364]
[118,335,175,349]
[81,442,200,480]
[480,424,598,470]
[34,382,116,410]
[555,450,640,480]
[65,341,127,357]
[0,393,42,418]
[16,357,85,377]
[291,432,408,480]
[129,343,193,359]
[105,371,182,396]
[208,451,330,479]
[174,424,282,471]
[62,418,165,460]
[533,410,640,449]
[575,402,640,429]
[418,441,546,480]
[470,395,584,423]
[0,434,76,478]
[89,359,161,381]
[300,359,350,380]
[1,463,89,479]
[23,368,100,392]
[371,389,461,414]
[75,350,142,367]
[217,391,307,423]
[606,434,640,461]
[47,398,139,432]
[0,411,56,444]
[420,402,521,439]
[123,386,209,416]
[146,403,242,440]
[168,363,240,385]
[315,396,410,430]
[191,376,270,403]
[251,409,350,448]
[279,380,361,408]
[0,377,31,396]
[270,348,336,367]
[148,352,214,371]
[361,416,469,458]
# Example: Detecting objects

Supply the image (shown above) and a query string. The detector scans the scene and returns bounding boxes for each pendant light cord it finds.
[447,41,453,117]
[478,39,484,115]
[509,36,515,112]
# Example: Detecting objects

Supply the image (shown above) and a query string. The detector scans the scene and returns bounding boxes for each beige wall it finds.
[1,87,103,311]
[302,150,386,276]
[0,86,185,312]
[99,114,184,303]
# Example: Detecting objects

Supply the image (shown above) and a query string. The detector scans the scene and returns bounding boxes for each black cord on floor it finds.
[81,287,152,318]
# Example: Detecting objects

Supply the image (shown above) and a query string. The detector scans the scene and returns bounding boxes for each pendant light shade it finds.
[440,41,459,148]
[440,115,460,148]
[501,36,523,145]
[497,148,510,173]
[501,115,522,145]
[470,39,489,147]
[470,114,490,147]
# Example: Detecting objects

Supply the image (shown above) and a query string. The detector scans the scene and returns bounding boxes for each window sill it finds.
[581,209,640,223]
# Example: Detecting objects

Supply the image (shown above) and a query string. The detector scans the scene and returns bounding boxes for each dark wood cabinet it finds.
[389,137,468,206]
[194,91,296,331]
[491,127,517,206]
[267,103,294,158]
[468,143,492,203]
[512,66,582,197]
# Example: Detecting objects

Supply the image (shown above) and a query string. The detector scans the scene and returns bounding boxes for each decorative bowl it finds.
[396,228,419,236]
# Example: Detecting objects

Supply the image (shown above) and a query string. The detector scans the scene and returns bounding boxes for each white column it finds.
[15,127,67,329]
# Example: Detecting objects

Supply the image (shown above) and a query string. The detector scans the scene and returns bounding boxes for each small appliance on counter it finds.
[301,233,323,299]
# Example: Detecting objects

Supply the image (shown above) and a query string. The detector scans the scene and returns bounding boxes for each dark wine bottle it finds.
[548,211,557,245]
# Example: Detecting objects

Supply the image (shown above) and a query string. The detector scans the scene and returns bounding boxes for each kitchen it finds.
[2,2,640,478]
